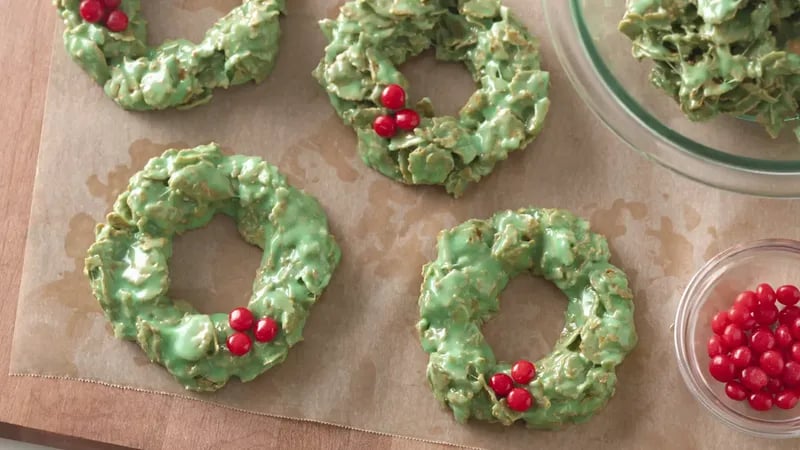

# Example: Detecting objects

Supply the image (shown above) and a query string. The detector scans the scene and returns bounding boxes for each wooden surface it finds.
[0,2,445,449]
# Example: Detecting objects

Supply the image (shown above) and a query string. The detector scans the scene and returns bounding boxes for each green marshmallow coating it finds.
[417,208,637,427]
[85,144,341,392]
[55,0,284,110]
[619,0,800,138]
[312,0,550,197]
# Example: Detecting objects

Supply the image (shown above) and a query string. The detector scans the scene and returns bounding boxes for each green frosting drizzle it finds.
[313,0,550,197]
[85,144,341,391]
[55,0,284,110]
[619,0,800,138]
[417,208,637,427]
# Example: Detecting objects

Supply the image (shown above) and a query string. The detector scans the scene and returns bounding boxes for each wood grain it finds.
[0,2,447,449]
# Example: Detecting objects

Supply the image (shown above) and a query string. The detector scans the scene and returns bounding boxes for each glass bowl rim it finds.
[570,0,800,173]
[542,0,800,197]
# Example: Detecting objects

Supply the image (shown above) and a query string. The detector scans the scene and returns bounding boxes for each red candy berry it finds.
[511,360,536,384]
[752,303,779,326]
[777,284,800,306]
[395,109,420,131]
[755,283,776,305]
[727,304,750,327]
[708,335,726,357]
[779,306,800,326]
[711,311,730,335]
[506,388,533,412]
[748,392,774,411]
[373,115,397,138]
[775,325,794,349]
[782,361,800,387]
[765,377,783,394]
[226,332,252,356]
[760,350,785,377]
[79,0,104,23]
[722,323,745,348]
[749,328,775,353]
[102,0,121,8]
[734,290,757,310]
[489,373,513,397]
[784,348,795,364]
[380,84,406,110]
[228,307,254,332]
[730,346,753,369]
[775,391,799,410]
[724,381,748,401]
[741,366,769,391]
[791,342,800,363]
[254,317,279,343]
[106,10,129,32]
[709,355,736,382]
[791,317,800,340]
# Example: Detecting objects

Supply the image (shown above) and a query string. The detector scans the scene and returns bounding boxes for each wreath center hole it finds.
[400,49,476,118]
[482,273,566,363]
[169,214,262,315]
[141,0,241,45]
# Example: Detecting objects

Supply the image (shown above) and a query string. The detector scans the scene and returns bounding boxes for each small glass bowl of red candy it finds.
[675,239,800,438]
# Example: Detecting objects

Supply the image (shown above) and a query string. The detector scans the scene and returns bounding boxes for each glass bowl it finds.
[542,1,800,197]
[675,239,800,438]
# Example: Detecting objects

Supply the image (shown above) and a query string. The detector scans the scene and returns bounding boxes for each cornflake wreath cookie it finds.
[619,0,800,138]
[85,144,341,392]
[56,0,284,110]
[313,0,550,197]
[417,208,637,427]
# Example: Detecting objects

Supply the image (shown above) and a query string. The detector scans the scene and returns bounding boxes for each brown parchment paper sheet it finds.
[10,1,800,448]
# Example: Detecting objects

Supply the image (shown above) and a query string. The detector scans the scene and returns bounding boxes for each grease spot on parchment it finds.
[326,1,347,17]
[588,199,648,241]
[19,213,90,373]
[279,115,360,187]
[328,358,378,421]
[705,226,720,261]
[401,49,476,118]
[483,275,565,363]
[354,359,378,402]
[87,139,189,204]
[645,217,694,277]
[353,180,472,297]
[170,215,262,315]
[703,207,763,262]
[173,0,239,13]
[624,267,641,291]
[39,213,98,342]
[133,353,153,367]
[704,221,752,262]
[354,181,427,295]
[682,204,701,232]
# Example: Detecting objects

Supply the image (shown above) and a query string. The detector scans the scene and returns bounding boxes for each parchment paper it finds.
[10,1,800,448]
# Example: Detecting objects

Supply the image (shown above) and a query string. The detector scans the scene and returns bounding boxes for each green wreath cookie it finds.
[56,0,284,110]
[417,208,637,427]
[619,0,800,138]
[85,144,341,391]
[313,0,550,197]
